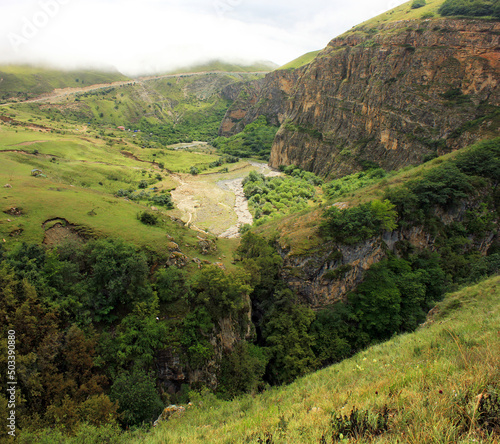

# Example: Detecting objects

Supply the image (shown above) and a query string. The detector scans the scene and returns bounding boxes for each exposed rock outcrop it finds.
[219,69,304,136]
[277,200,498,309]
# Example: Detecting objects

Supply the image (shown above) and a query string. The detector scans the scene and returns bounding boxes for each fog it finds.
[0,0,408,76]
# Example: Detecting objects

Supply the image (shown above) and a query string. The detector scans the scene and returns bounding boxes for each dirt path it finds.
[0,71,270,107]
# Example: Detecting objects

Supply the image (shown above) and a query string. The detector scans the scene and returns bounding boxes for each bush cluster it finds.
[212,116,279,160]
[242,168,320,225]
[438,0,500,18]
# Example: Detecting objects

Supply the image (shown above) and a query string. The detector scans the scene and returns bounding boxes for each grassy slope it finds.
[274,0,447,73]
[351,0,447,30]
[0,122,244,268]
[3,72,264,142]
[141,275,500,444]
[278,50,321,70]
[0,65,129,100]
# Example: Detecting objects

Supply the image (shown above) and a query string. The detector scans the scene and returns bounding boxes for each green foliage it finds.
[81,239,153,322]
[370,199,398,231]
[321,199,398,244]
[411,0,426,8]
[100,299,170,372]
[109,367,163,428]
[154,267,187,303]
[243,167,318,224]
[190,265,252,319]
[348,255,445,340]
[349,262,402,339]
[189,166,199,175]
[217,342,269,399]
[438,0,500,18]
[138,210,160,226]
[323,168,387,199]
[0,266,117,432]
[454,138,500,181]
[310,305,352,367]
[385,139,499,228]
[212,116,279,160]
[180,307,215,369]
[263,289,317,385]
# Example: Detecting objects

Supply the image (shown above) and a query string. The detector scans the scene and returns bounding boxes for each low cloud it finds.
[0,0,407,76]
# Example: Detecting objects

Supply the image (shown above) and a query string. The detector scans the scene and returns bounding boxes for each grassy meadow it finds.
[0,119,253,268]
[0,65,129,102]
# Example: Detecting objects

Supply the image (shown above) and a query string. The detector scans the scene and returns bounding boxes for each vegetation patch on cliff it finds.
[212,115,279,160]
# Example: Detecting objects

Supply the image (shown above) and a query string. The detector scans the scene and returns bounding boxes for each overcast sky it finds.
[0,0,408,76]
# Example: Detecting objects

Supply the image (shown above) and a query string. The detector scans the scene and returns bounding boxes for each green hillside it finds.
[0,0,499,442]
[278,50,321,70]
[3,70,263,146]
[352,0,447,30]
[0,65,129,103]
[15,275,499,443]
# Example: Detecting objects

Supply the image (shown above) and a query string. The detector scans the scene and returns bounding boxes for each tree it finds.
[349,262,402,339]
[263,289,317,384]
[217,342,268,399]
[155,267,186,303]
[191,265,252,319]
[82,239,154,322]
[109,367,163,428]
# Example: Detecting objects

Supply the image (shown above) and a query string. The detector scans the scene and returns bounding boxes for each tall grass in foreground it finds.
[144,276,500,443]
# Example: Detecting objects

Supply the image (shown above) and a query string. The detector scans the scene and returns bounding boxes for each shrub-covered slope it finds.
[140,275,500,444]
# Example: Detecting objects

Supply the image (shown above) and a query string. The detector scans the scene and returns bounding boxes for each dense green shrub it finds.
[138,211,160,225]
[212,116,279,160]
[217,342,268,399]
[262,289,317,385]
[150,193,173,208]
[109,368,163,428]
[321,199,397,244]
[243,167,320,224]
[438,0,500,18]
[411,0,426,8]
[323,168,387,199]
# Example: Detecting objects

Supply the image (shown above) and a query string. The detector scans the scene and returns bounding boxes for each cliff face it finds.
[219,68,303,136]
[223,18,500,177]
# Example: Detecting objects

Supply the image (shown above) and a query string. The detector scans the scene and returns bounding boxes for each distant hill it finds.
[164,59,278,75]
[0,65,129,102]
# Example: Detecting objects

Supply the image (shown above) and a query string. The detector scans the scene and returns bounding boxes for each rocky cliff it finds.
[219,68,304,136]
[221,18,500,178]
[278,199,498,309]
